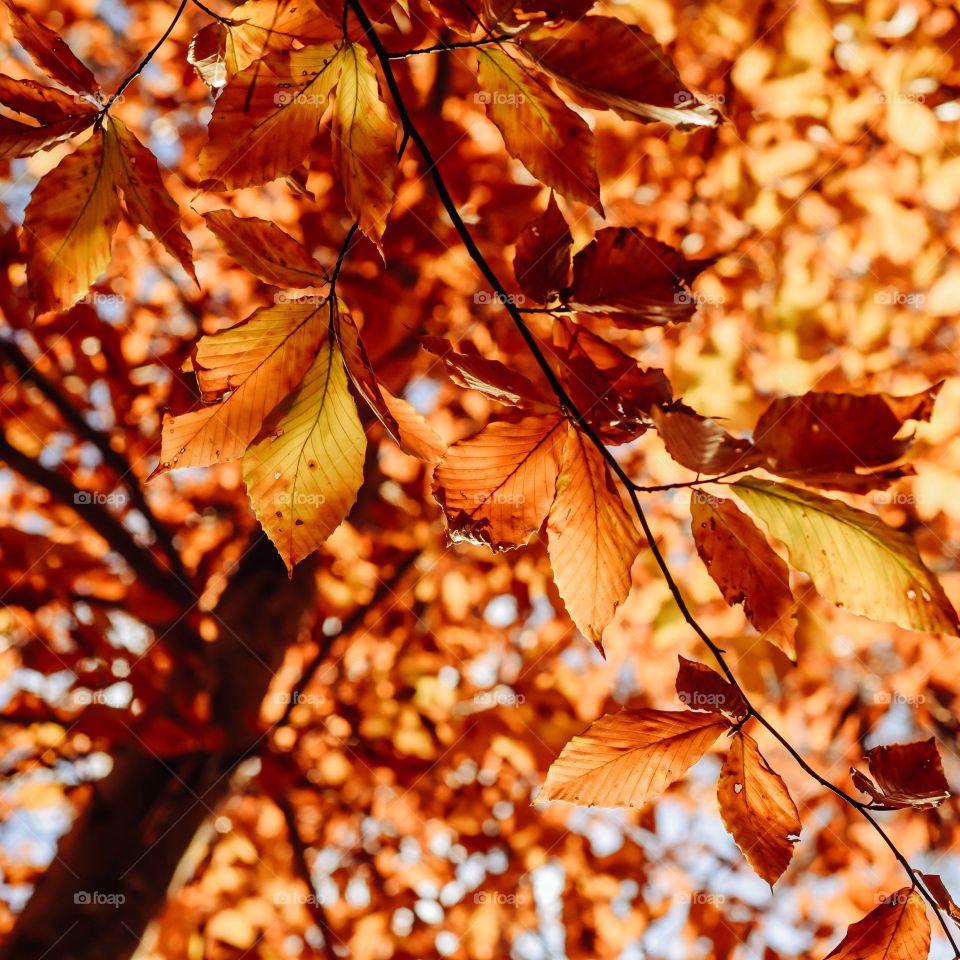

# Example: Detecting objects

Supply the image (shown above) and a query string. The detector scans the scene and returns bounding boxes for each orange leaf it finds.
[23,131,122,314]
[513,192,572,304]
[432,415,566,550]
[651,404,759,474]
[151,301,327,476]
[717,731,801,885]
[0,110,92,160]
[675,655,747,718]
[110,119,197,285]
[520,17,719,128]
[852,739,950,809]
[0,74,94,123]
[540,708,728,807]
[5,2,98,96]
[825,889,930,960]
[547,426,640,647]
[199,43,344,189]
[691,492,797,656]
[202,208,327,288]
[332,43,398,249]
[476,47,600,211]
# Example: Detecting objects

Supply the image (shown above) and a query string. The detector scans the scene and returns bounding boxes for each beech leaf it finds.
[675,655,748,718]
[513,193,572,304]
[851,739,950,809]
[824,888,930,960]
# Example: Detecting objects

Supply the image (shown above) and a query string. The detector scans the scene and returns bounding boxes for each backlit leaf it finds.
[651,405,759,474]
[432,415,566,550]
[332,43,398,249]
[513,193,572,304]
[476,47,600,211]
[547,426,640,648]
[540,708,728,807]
[825,888,930,960]
[732,478,959,636]
[691,492,796,656]
[675,656,748,718]
[23,130,122,314]
[852,739,950,809]
[244,336,366,574]
[151,301,327,476]
[202,208,327,288]
[718,731,801,885]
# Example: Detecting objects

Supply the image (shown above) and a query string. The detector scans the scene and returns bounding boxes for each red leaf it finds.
[513,193,573,304]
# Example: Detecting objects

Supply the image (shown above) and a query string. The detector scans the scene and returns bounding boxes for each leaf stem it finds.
[386,35,511,59]
[347,0,960,947]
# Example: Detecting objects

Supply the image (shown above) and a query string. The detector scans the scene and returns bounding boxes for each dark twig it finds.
[386,35,510,59]
[191,0,232,24]
[347,0,960,947]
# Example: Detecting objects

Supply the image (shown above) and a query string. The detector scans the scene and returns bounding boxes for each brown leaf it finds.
[432,415,566,550]
[110,119,197,285]
[566,228,712,326]
[675,656,748,718]
[0,110,93,160]
[691,492,797,656]
[520,17,720,128]
[540,708,728,807]
[513,193,573,304]
[202,208,327,288]
[651,404,759,475]
[920,874,960,922]
[0,74,93,123]
[547,426,641,648]
[718,731,801,885]
[753,386,942,492]
[5,2,98,96]
[852,739,950,809]
[825,888,930,960]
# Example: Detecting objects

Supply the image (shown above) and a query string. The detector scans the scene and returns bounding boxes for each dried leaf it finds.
[651,405,759,474]
[852,739,950,809]
[825,888,930,960]
[675,656,748,718]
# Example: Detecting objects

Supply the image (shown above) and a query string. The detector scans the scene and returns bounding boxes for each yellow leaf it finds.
[332,43,398,249]
[733,478,959,636]
[200,43,344,189]
[151,301,327,477]
[244,336,366,573]
[540,708,728,808]
[24,130,122,314]
[717,731,801,885]
[476,48,600,211]
[432,415,566,551]
[109,118,197,285]
[547,426,640,646]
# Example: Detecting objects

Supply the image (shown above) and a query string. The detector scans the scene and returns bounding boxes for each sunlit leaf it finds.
[852,739,950,809]
[675,656,748,718]
[513,192,572,304]
[825,888,930,960]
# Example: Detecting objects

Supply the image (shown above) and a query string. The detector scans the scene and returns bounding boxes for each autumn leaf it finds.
[5,1,99,97]
[540,708,728,807]
[519,17,720,128]
[824,888,930,960]
[753,386,942,492]
[188,21,235,89]
[550,317,672,444]
[150,301,327,476]
[566,228,711,325]
[0,108,93,161]
[432,415,566,550]
[420,335,555,407]
[733,478,960,636]
[690,492,797,656]
[332,43,398,249]
[0,74,96,159]
[718,731,801,885]
[513,193,572,304]
[675,655,748,718]
[547,426,640,649]
[244,336,366,573]
[23,130,122,314]
[920,875,960,922]
[202,209,327,288]
[651,405,759,474]
[109,119,197,285]
[199,43,344,189]
[336,303,444,460]
[852,739,950,809]
[228,0,340,74]
[476,48,600,211]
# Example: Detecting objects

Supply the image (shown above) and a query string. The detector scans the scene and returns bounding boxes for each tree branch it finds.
[347,0,960,949]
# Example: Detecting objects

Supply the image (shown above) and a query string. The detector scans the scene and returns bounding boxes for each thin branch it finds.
[347,0,960,948]
[191,0,232,24]
[0,339,187,581]
[386,35,510,59]
[96,0,191,126]
[0,434,193,605]
[630,469,745,492]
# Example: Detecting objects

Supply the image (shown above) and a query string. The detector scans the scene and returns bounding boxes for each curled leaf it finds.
[852,739,950,809]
